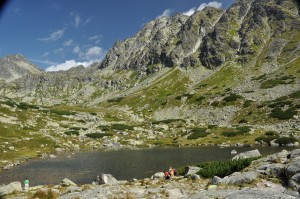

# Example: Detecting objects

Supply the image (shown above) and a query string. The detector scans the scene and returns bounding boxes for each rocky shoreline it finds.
[1,149,300,198]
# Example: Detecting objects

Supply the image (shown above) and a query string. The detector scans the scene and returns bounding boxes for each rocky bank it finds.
[1,149,300,198]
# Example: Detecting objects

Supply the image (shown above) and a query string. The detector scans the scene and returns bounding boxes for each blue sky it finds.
[0,0,234,71]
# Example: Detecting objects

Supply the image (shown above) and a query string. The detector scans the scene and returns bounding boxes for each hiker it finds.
[24,178,29,190]
[169,166,177,177]
[164,171,171,179]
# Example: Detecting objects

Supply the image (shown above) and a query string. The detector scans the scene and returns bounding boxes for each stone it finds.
[166,188,185,199]
[60,178,77,187]
[191,174,201,180]
[290,149,300,159]
[286,157,300,178]
[207,185,217,190]
[213,172,258,185]
[256,163,285,177]
[3,163,14,170]
[289,173,300,192]
[8,146,15,150]
[227,171,258,185]
[151,172,165,179]
[49,154,57,158]
[0,181,23,196]
[99,173,119,185]
[232,149,261,160]
[184,166,201,177]
[231,150,237,155]
[212,176,223,185]
[267,150,289,164]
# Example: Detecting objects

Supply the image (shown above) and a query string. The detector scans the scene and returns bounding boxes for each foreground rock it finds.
[0,181,22,196]
[232,149,261,160]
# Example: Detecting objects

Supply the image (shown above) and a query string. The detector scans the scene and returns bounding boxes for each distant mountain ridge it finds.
[0,54,42,82]
[0,0,299,108]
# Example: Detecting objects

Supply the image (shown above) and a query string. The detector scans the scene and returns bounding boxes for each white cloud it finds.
[63,39,73,47]
[73,45,104,60]
[182,7,197,16]
[54,48,64,55]
[197,1,222,11]
[89,35,102,44]
[45,59,99,72]
[70,11,82,28]
[42,52,50,57]
[86,46,103,58]
[182,1,222,16]
[38,29,64,42]
[157,9,173,18]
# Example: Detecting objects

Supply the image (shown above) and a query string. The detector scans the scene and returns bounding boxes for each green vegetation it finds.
[107,97,124,103]
[221,126,251,137]
[64,130,80,136]
[111,123,134,130]
[152,119,185,125]
[85,133,113,139]
[187,128,210,139]
[275,137,298,146]
[270,107,297,120]
[260,75,296,89]
[223,93,243,103]
[41,109,77,116]
[195,157,259,178]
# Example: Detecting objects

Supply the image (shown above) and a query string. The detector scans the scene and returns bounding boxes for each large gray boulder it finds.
[184,166,201,177]
[256,163,285,178]
[60,178,77,187]
[289,173,300,193]
[290,149,300,159]
[232,149,261,160]
[212,171,258,185]
[0,181,23,196]
[286,157,300,179]
[99,173,119,185]
[151,172,165,179]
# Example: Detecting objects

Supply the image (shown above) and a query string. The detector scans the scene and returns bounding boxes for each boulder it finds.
[286,157,300,178]
[60,178,77,187]
[0,181,22,196]
[166,188,185,199]
[227,171,258,184]
[290,149,300,159]
[212,172,258,185]
[289,173,300,193]
[267,150,289,164]
[232,149,261,160]
[191,174,201,180]
[231,150,237,155]
[99,173,119,185]
[151,172,165,179]
[256,163,285,177]
[184,166,201,177]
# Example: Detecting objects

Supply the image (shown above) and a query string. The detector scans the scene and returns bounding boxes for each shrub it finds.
[223,93,242,103]
[152,119,185,125]
[45,109,77,116]
[260,79,287,89]
[243,100,253,108]
[17,102,39,110]
[196,157,259,178]
[64,131,79,136]
[252,74,266,81]
[107,97,123,103]
[255,136,278,144]
[275,137,297,146]
[270,107,297,120]
[97,125,111,131]
[195,96,205,103]
[86,133,113,139]
[268,101,292,108]
[265,131,278,136]
[236,126,251,134]
[222,131,243,137]
[111,123,134,130]
[187,128,209,139]
[289,91,300,99]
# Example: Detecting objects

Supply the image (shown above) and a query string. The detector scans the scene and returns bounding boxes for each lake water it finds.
[0,146,297,186]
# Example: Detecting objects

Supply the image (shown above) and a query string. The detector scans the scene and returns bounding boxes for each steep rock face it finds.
[100,14,189,74]
[0,55,42,82]
[170,7,224,68]
[200,0,300,68]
